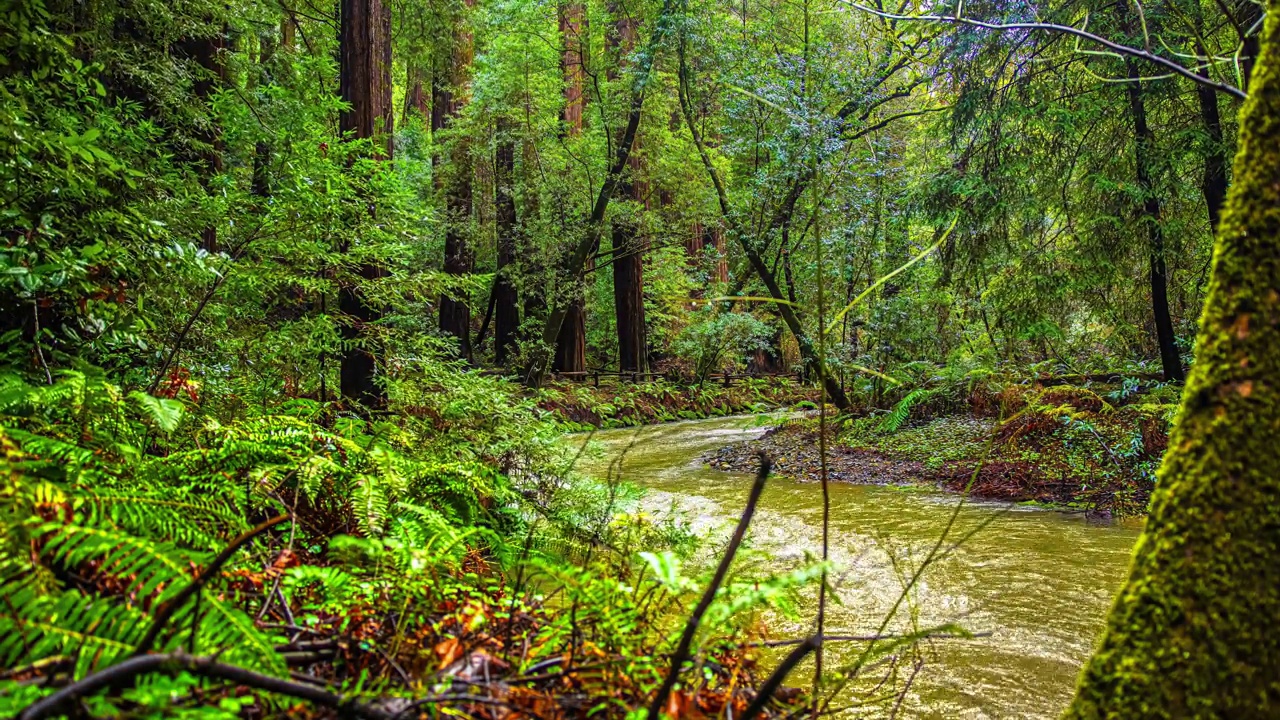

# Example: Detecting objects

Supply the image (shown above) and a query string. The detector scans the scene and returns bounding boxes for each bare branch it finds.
[133,514,291,657]
[838,0,1248,100]
[646,453,772,720]
[17,652,392,720]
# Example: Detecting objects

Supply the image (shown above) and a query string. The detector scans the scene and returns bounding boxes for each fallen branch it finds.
[646,452,773,720]
[17,652,393,720]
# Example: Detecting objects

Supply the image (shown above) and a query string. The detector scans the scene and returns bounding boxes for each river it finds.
[569,414,1143,719]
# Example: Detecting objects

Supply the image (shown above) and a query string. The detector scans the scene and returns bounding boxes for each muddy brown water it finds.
[567,414,1143,719]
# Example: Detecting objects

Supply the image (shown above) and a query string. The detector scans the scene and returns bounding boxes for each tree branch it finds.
[646,453,772,720]
[133,514,290,657]
[737,636,822,720]
[17,652,393,720]
[839,0,1249,100]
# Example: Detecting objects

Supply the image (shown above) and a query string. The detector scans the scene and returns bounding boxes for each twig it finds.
[17,652,393,720]
[738,636,822,720]
[133,514,290,656]
[31,302,52,385]
[646,452,772,720]
[887,658,924,720]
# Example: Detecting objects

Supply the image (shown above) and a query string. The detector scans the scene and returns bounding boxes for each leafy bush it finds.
[670,308,772,384]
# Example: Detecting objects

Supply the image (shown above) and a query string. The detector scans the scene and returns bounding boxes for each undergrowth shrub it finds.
[0,367,830,717]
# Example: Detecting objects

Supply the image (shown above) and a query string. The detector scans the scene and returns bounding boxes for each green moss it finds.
[1064,5,1280,717]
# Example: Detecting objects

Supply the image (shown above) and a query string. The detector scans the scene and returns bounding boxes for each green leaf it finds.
[127,391,184,433]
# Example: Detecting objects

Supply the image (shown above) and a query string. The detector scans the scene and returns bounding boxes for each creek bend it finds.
[568,414,1142,719]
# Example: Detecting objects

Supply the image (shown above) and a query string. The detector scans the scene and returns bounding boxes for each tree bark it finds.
[553,0,589,375]
[1065,4,1280,714]
[337,0,393,410]
[612,205,647,373]
[433,7,475,363]
[494,118,520,366]
[1194,67,1228,233]
[711,224,728,283]
[610,8,647,375]
[1123,56,1185,383]
[404,65,430,122]
[1191,4,1229,236]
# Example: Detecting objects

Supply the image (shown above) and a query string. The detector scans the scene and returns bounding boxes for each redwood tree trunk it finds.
[553,0,588,375]
[337,0,393,410]
[494,118,520,366]
[711,224,728,283]
[610,8,647,376]
[404,65,430,122]
[612,202,647,374]
[434,10,475,363]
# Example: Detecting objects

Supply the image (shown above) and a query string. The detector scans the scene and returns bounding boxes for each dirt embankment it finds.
[704,424,928,485]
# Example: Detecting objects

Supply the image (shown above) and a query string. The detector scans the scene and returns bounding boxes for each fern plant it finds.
[878,387,939,433]
[1,369,523,693]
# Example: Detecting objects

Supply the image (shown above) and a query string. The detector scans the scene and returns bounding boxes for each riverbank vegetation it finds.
[4,0,1280,712]
[709,371,1179,514]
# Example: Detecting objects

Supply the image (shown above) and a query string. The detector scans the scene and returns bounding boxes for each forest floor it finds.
[703,382,1177,516]
[538,378,817,429]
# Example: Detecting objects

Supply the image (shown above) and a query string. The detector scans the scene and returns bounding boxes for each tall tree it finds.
[1066,2,1280,715]
[494,117,520,365]
[525,0,678,386]
[337,0,394,410]
[434,3,476,362]
[1120,39,1184,382]
[610,5,647,375]
[553,0,589,375]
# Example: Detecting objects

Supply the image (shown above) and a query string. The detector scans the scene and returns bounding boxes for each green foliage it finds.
[878,387,938,433]
[670,308,772,384]
[0,369,523,687]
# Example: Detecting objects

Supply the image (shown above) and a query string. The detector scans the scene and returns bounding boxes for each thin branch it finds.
[133,514,290,657]
[737,636,822,720]
[752,630,989,648]
[646,453,773,720]
[17,652,393,720]
[838,0,1248,100]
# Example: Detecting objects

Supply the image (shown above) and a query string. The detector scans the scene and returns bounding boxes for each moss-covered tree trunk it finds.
[1065,3,1280,717]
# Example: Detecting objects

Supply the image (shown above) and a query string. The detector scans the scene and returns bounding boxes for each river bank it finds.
[539,377,817,429]
[702,384,1175,515]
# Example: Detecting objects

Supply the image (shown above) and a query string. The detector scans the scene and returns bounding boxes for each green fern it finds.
[879,387,938,433]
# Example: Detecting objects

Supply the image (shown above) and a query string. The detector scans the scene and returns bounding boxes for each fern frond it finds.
[126,391,185,433]
[40,522,202,606]
[879,388,937,433]
[0,580,148,677]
